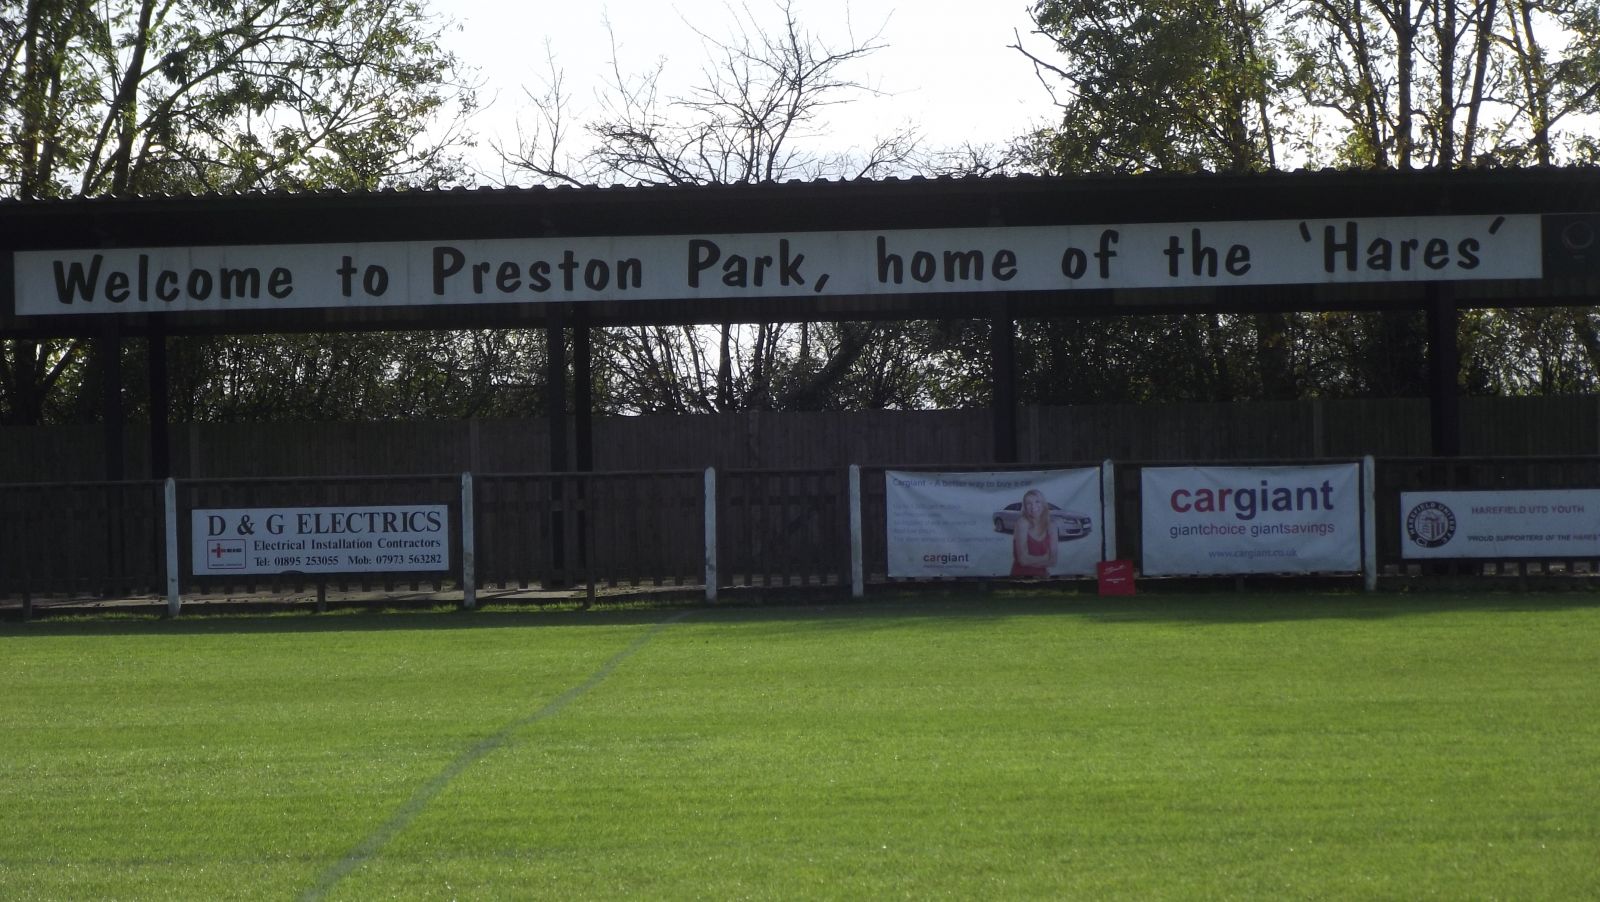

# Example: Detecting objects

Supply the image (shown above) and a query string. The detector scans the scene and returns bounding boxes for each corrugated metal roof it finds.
[2,165,1596,208]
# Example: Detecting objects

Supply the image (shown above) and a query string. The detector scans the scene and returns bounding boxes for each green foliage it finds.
[1015,0,1600,405]
[0,0,474,197]
[164,331,548,422]
[1025,0,1600,173]
[0,0,477,425]
[1024,0,1282,173]
[1461,308,1600,395]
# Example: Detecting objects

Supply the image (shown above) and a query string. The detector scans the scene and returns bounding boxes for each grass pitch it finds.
[2,593,1597,899]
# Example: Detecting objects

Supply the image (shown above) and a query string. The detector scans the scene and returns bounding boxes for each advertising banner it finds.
[886,469,1101,578]
[1400,490,1600,558]
[1141,464,1361,575]
[192,505,449,576]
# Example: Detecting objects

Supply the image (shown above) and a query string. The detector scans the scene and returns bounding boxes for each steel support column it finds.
[148,325,170,479]
[990,298,1018,463]
[545,308,568,586]
[98,325,124,481]
[1427,283,1461,457]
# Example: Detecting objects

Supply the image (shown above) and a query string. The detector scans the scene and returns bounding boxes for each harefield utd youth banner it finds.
[1400,489,1600,558]
[886,468,1101,578]
[1141,464,1362,576]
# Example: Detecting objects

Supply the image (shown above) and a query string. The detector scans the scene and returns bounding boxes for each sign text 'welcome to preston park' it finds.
[13,215,1541,316]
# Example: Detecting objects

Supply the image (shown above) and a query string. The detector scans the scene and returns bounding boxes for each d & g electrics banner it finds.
[886,468,1101,578]
[193,505,449,575]
[1140,464,1361,576]
[1400,489,1600,558]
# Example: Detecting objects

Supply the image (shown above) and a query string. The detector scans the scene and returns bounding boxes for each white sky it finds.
[437,0,1054,182]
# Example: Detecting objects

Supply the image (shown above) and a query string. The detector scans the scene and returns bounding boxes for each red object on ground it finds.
[1097,559,1135,595]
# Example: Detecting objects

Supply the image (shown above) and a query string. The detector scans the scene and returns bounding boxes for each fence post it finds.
[704,467,717,602]
[849,464,864,598]
[164,477,181,618]
[1100,459,1118,562]
[461,472,476,610]
[1362,455,1378,592]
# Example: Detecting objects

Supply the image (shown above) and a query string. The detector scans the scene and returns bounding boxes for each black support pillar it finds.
[545,308,569,586]
[990,298,1019,463]
[1426,283,1461,457]
[546,307,569,473]
[573,311,593,473]
[97,324,125,481]
[147,325,170,479]
[572,311,592,589]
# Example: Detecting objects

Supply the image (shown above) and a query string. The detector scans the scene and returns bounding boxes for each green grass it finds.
[2,593,1598,899]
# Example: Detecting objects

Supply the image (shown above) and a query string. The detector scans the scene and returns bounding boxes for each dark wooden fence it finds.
[8,397,1600,483]
[475,471,705,591]
[9,395,1600,604]
[8,448,1600,608]
[719,469,851,587]
[0,481,164,601]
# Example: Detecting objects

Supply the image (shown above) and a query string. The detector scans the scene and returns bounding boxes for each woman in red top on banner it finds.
[1010,488,1058,578]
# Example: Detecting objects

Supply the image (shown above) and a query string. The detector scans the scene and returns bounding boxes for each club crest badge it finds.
[1405,500,1457,548]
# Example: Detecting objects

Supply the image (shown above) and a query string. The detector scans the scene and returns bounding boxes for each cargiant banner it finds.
[886,469,1102,578]
[1141,464,1362,575]
[1400,489,1600,558]
[14,215,1539,315]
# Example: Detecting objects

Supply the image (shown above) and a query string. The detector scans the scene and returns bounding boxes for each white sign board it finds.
[192,505,449,575]
[886,468,1102,578]
[1141,464,1362,575]
[1400,489,1600,558]
[15,215,1540,316]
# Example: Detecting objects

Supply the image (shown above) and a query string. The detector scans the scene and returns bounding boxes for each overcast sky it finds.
[439,0,1053,181]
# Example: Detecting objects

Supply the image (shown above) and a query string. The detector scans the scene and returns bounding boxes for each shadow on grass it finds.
[3,582,1599,638]
[690,585,1600,634]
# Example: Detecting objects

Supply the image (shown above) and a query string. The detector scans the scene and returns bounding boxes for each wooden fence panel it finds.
[474,472,703,591]
[719,469,849,586]
[0,481,164,598]
[845,410,991,465]
[471,419,550,473]
[576,472,703,587]
[7,397,1600,484]
[592,415,750,470]
[1033,402,1319,461]
[1321,399,1431,457]
[474,474,551,589]
[1459,397,1599,455]
[188,422,474,477]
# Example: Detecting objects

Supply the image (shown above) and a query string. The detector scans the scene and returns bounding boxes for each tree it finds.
[161,331,546,422]
[1014,0,1283,174]
[0,0,473,198]
[1014,0,1600,404]
[1010,0,1304,402]
[1019,0,1600,172]
[0,0,476,425]
[505,1,912,187]
[505,1,976,414]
